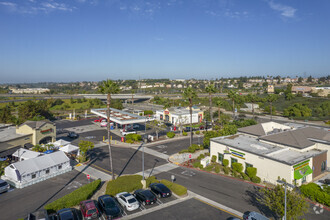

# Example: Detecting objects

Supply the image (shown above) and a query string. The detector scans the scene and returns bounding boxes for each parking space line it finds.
[156,199,163,205]
[193,197,243,219]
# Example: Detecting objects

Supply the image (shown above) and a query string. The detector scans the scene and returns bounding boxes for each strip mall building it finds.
[210,122,329,186]
[155,106,204,125]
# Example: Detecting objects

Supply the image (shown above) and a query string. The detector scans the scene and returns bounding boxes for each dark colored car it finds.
[67,132,79,139]
[134,189,157,205]
[57,208,79,220]
[80,200,99,219]
[98,195,121,219]
[149,183,172,198]
[0,179,10,194]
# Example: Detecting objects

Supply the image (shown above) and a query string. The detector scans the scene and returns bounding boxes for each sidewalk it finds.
[135,163,178,177]
[74,163,112,181]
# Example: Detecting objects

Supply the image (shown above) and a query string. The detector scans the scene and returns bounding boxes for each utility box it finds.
[200,156,210,168]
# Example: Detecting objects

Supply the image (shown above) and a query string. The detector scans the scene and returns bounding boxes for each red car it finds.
[94,118,102,122]
[80,200,99,219]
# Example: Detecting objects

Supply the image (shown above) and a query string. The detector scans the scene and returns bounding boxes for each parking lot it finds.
[133,198,238,220]
[0,170,90,220]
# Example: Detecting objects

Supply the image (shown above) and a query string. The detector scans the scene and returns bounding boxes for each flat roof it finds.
[0,127,31,142]
[211,134,326,165]
[91,108,147,125]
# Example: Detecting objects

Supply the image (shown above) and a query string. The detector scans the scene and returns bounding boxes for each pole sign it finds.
[87,174,90,180]
[189,154,192,159]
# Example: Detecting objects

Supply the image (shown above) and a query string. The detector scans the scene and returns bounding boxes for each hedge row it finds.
[300,183,330,207]
[106,175,160,196]
[160,179,187,196]
[45,179,101,213]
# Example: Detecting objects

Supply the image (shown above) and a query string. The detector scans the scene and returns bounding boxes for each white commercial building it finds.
[2,151,71,188]
[210,122,329,186]
[155,107,204,125]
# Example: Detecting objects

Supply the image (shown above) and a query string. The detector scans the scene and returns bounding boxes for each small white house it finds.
[12,148,43,161]
[2,151,72,188]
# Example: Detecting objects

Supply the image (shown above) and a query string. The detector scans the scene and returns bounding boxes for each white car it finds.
[115,192,140,211]
[121,129,137,136]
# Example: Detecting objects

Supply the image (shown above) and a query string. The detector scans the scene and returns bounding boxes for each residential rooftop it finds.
[211,134,326,165]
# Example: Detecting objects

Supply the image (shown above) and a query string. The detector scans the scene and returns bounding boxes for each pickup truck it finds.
[121,129,137,136]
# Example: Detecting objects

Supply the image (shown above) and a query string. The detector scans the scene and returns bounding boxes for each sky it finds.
[0,0,329,83]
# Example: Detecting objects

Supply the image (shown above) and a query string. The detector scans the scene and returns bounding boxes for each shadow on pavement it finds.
[117,143,143,178]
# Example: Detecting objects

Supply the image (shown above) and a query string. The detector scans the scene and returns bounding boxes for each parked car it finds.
[98,195,121,219]
[115,192,139,211]
[316,179,330,189]
[0,179,10,194]
[67,132,79,139]
[94,118,104,123]
[149,183,172,198]
[57,208,79,220]
[243,211,269,220]
[134,189,157,205]
[133,124,140,129]
[121,129,137,136]
[100,121,107,127]
[80,200,99,219]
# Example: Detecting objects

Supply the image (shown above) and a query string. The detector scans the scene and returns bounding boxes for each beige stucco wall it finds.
[4,135,32,150]
[16,123,56,145]
[210,141,313,186]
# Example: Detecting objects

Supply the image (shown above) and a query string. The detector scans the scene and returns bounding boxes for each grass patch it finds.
[160,179,187,196]
[44,179,101,213]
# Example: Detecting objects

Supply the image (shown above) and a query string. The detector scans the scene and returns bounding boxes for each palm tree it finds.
[227,90,238,119]
[183,87,197,146]
[215,98,224,126]
[205,84,216,129]
[247,93,258,118]
[266,94,278,121]
[98,79,120,180]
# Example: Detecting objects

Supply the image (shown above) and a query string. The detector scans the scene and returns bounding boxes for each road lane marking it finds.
[90,164,113,175]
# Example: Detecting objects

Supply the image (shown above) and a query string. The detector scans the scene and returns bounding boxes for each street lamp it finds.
[277,180,295,220]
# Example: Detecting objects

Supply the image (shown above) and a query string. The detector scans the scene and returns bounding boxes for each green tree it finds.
[266,94,278,120]
[183,87,197,146]
[78,140,95,162]
[215,99,224,125]
[307,75,313,83]
[98,79,120,180]
[257,184,309,220]
[227,90,239,118]
[283,104,312,118]
[0,105,14,123]
[147,120,166,140]
[205,84,216,129]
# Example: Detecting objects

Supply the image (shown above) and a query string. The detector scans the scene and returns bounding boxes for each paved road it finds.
[155,166,329,220]
[134,198,237,220]
[0,170,91,220]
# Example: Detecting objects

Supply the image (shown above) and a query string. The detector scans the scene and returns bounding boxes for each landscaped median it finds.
[44,179,101,213]
[106,175,188,197]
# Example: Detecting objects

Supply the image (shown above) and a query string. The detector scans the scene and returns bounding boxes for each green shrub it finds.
[45,179,101,213]
[231,170,238,177]
[182,131,188,136]
[125,134,142,142]
[146,176,159,186]
[125,139,134,144]
[106,175,143,196]
[199,164,204,169]
[251,176,261,183]
[205,152,210,156]
[232,162,243,173]
[160,179,187,196]
[193,161,201,168]
[300,183,330,206]
[167,132,175,138]
[246,167,257,179]
[240,172,250,181]
[195,130,200,135]
[215,165,220,173]
[204,165,214,172]
[179,149,190,154]
[223,159,229,167]
[188,144,200,153]
[211,155,217,163]
[223,166,229,174]
[197,153,205,160]
[144,110,153,116]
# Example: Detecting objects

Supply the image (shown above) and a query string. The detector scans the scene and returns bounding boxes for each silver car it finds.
[115,192,140,211]
[0,179,10,194]
[243,211,269,220]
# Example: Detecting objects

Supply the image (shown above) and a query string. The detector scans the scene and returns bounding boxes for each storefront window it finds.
[321,161,326,172]
[32,174,36,179]
[302,176,307,183]
[218,153,224,164]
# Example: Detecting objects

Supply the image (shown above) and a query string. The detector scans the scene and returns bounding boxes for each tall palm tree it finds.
[183,87,197,146]
[227,90,238,119]
[266,94,278,121]
[98,79,120,180]
[247,93,258,118]
[205,84,216,129]
[215,98,224,126]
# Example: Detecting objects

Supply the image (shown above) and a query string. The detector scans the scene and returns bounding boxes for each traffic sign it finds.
[87,174,90,179]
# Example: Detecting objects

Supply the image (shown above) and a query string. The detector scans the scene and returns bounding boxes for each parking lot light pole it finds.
[277,180,295,220]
